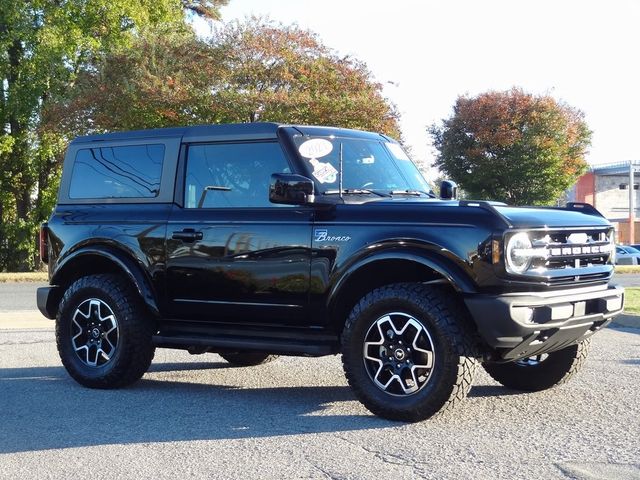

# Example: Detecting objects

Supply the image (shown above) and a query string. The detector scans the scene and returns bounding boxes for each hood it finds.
[355,197,611,230]
[493,205,611,229]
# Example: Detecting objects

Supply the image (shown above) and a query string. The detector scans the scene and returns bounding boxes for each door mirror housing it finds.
[269,174,315,205]
[440,180,458,200]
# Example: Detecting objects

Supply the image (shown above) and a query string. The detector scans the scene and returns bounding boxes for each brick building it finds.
[570,161,640,243]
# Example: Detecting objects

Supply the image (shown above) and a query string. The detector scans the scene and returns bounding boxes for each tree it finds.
[208,18,401,137]
[429,88,591,205]
[43,28,225,134]
[49,18,401,138]
[182,0,227,20]
[0,0,226,271]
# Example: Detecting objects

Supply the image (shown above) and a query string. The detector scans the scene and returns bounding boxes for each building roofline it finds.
[590,160,640,176]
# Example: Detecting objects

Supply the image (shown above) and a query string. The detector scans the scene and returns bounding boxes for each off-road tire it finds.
[56,274,155,388]
[483,339,591,392]
[341,283,479,422]
[219,351,278,366]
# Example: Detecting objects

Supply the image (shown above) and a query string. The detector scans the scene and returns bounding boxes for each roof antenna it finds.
[339,142,343,200]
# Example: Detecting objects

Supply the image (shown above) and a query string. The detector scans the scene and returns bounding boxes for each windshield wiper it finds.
[324,189,391,198]
[389,189,435,198]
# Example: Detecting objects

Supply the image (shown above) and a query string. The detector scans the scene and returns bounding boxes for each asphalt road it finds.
[0,326,639,479]
[613,273,640,288]
[0,282,47,312]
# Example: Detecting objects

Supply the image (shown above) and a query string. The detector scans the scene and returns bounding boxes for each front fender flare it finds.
[327,248,478,316]
[329,250,477,298]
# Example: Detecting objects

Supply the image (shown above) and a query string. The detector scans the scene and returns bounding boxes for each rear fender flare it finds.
[51,246,160,317]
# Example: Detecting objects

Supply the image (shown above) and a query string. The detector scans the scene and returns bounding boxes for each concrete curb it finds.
[611,314,640,329]
[0,310,53,330]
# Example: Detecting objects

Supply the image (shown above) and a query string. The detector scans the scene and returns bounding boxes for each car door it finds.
[165,141,313,325]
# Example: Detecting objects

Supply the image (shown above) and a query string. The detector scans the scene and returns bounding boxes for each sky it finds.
[200,0,640,175]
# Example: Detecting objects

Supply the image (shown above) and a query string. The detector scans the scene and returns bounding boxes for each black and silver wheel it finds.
[70,298,119,367]
[219,351,278,366]
[362,312,436,396]
[342,283,478,422]
[483,339,591,392]
[56,274,155,389]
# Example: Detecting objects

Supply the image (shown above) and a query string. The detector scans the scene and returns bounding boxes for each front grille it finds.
[548,272,611,284]
[517,228,614,284]
[529,229,613,270]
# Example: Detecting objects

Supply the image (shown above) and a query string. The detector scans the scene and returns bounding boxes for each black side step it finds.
[153,321,339,357]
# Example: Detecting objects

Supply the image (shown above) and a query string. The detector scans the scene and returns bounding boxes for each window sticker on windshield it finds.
[299,138,333,159]
[361,155,375,164]
[309,158,338,183]
[386,142,410,161]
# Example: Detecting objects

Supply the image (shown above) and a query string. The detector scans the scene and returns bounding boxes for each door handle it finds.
[172,229,203,242]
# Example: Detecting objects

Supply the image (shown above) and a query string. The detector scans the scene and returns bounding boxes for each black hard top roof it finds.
[70,122,389,144]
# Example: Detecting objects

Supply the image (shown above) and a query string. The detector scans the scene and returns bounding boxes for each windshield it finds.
[293,136,432,195]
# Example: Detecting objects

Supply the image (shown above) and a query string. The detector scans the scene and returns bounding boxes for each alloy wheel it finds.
[71,298,119,367]
[363,312,436,396]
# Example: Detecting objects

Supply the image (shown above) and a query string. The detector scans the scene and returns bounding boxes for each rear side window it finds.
[69,144,165,199]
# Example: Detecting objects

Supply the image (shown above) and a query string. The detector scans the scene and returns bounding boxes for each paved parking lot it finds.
[0,324,639,479]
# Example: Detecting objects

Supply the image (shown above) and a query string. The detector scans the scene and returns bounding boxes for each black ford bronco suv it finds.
[37,123,624,421]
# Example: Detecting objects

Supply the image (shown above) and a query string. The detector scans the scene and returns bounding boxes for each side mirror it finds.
[269,173,315,205]
[440,180,458,200]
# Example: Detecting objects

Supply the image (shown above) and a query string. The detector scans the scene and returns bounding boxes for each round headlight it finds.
[506,232,532,273]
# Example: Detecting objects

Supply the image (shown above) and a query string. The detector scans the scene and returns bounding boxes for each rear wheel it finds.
[341,283,478,422]
[56,274,155,388]
[219,351,278,366]
[483,339,591,391]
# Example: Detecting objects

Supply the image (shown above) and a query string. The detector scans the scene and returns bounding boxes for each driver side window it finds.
[185,142,291,208]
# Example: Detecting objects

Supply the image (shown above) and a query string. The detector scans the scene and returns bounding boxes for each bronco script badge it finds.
[314,228,351,242]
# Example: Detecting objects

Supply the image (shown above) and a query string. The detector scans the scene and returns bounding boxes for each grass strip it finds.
[615,265,640,274]
[0,272,48,283]
[623,287,640,315]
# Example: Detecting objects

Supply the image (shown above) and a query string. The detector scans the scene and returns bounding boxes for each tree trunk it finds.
[36,168,46,215]
[0,191,4,271]
[15,188,30,220]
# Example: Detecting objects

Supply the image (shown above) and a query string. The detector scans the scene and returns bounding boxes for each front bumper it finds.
[464,284,624,360]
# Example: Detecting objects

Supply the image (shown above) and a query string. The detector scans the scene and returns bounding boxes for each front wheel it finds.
[483,339,591,392]
[341,283,479,422]
[56,274,155,389]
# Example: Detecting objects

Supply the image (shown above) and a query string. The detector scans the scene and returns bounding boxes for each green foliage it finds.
[0,0,224,271]
[429,88,591,205]
[49,17,401,138]
[44,27,223,133]
[0,217,37,271]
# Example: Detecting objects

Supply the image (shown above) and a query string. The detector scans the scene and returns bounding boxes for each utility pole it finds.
[630,161,636,244]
